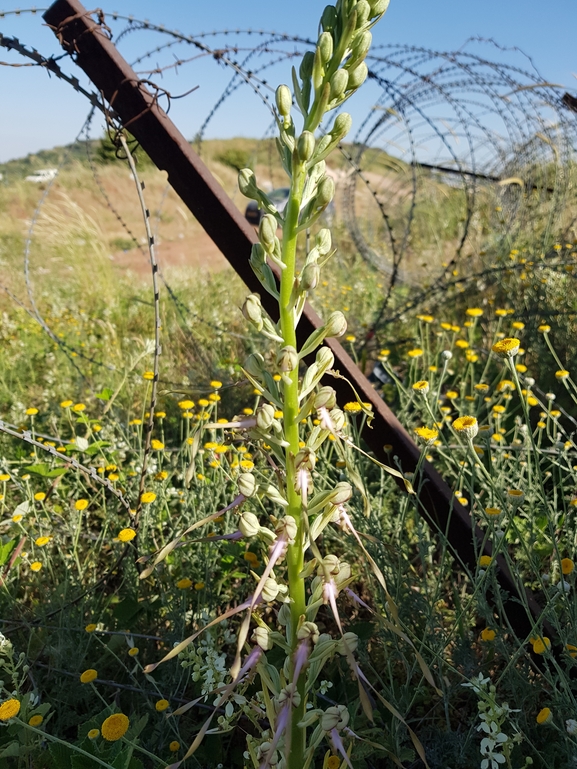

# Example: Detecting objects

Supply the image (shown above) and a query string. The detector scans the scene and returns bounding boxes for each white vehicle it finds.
[25,168,58,183]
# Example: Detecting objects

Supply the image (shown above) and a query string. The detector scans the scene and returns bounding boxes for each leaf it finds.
[85,441,111,456]
[48,741,73,769]
[71,755,103,769]
[112,596,140,624]
[0,539,16,566]
[96,388,114,401]
[0,741,20,758]
[25,464,68,478]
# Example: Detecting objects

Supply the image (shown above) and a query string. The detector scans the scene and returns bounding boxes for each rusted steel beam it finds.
[44,0,545,639]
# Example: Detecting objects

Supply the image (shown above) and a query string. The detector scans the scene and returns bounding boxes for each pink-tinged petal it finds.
[192,530,243,542]
[330,728,353,768]
[293,639,311,680]
[259,704,290,769]
[323,579,343,633]
[318,406,334,431]
[344,586,372,611]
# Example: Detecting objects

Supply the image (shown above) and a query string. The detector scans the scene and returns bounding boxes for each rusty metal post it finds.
[43,0,546,638]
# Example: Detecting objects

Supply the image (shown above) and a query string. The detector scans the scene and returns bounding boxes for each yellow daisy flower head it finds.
[30,561,42,572]
[474,383,489,392]
[72,403,86,413]
[169,741,181,752]
[416,314,434,323]
[492,338,520,358]
[35,536,50,547]
[178,400,194,410]
[199,399,210,408]
[75,499,89,511]
[446,390,459,399]
[85,623,97,633]
[60,400,73,408]
[101,713,129,741]
[128,647,139,657]
[327,757,341,769]
[88,728,100,739]
[210,380,223,389]
[538,324,551,334]
[453,415,478,439]
[407,348,424,358]
[176,578,192,589]
[536,707,552,725]
[142,371,155,380]
[344,402,362,413]
[561,558,574,575]
[151,439,164,450]
[80,669,98,684]
[495,308,508,317]
[28,714,43,727]
[118,528,136,543]
[507,489,525,507]
[412,380,429,394]
[466,308,483,318]
[194,582,205,590]
[26,407,39,416]
[479,555,492,568]
[480,628,496,641]
[566,644,577,659]
[0,699,21,721]
[555,370,570,379]
[34,492,46,502]
[512,321,525,330]
[414,426,438,443]
[155,699,169,712]
[140,492,156,504]
[455,339,469,349]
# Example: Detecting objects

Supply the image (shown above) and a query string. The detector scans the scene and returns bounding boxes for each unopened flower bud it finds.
[321,704,349,732]
[347,61,368,90]
[262,577,281,602]
[238,168,259,199]
[275,84,292,118]
[317,31,333,64]
[252,626,273,650]
[355,0,371,26]
[337,631,359,655]
[331,112,352,141]
[324,311,347,338]
[316,228,332,255]
[256,403,276,430]
[321,4,338,32]
[297,621,320,644]
[316,345,335,371]
[329,481,352,505]
[314,386,337,410]
[315,176,335,208]
[369,0,390,17]
[242,293,263,330]
[239,512,260,538]
[297,131,315,162]
[275,515,298,543]
[301,262,320,291]
[300,51,315,81]
[441,350,452,361]
[351,30,372,62]
[259,214,278,253]
[318,554,340,575]
[330,407,345,431]
[277,345,299,373]
[295,447,316,471]
[244,352,265,378]
[330,68,349,100]
[238,472,257,498]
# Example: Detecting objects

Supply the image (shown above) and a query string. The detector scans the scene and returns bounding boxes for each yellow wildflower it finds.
[118,528,136,542]
[176,578,192,589]
[155,699,169,712]
[28,714,43,727]
[480,628,496,641]
[466,308,483,317]
[453,415,478,439]
[0,699,20,721]
[479,555,492,568]
[140,492,156,504]
[492,338,520,358]
[80,669,98,684]
[407,348,424,358]
[536,707,552,725]
[561,558,574,575]
[101,713,129,741]
[142,371,155,380]
[30,561,42,572]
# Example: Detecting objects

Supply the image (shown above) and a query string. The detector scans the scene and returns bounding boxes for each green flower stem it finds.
[279,159,307,769]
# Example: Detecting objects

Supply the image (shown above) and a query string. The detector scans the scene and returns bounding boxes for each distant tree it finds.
[96,131,153,166]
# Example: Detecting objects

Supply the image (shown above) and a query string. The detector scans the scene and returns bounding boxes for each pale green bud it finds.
[262,577,281,603]
[316,228,332,255]
[300,51,315,81]
[355,0,371,26]
[278,683,301,708]
[277,345,299,373]
[321,705,350,732]
[301,262,320,291]
[330,407,345,431]
[252,626,273,651]
[318,554,340,575]
[369,0,390,17]
[256,403,276,431]
[295,447,316,471]
[316,176,335,209]
[330,68,349,100]
[238,168,259,199]
[337,631,359,655]
[347,61,368,90]
[275,515,298,543]
[239,511,260,538]
[314,386,337,410]
[321,4,338,31]
[244,352,265,378]
[324,310,347,337]
[297,621,320,644]
[335,561,351,585]
[238,472,257,498]
[314,134,332,159]
[332,112,353,141]
[275,84,292,117]
[317,31,333,64]
[259,214,278,253]
[297,131,315,162]
[329,481,352,505]
[316,345,335,372]
[351,30,372,62]
[242,293,263,330]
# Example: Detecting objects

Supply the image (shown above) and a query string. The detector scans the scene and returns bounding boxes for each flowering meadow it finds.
[2,1,577,768]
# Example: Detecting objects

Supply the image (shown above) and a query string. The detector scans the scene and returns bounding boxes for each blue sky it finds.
[0,0,576,162]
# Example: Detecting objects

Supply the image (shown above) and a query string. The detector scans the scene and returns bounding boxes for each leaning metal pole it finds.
[43,0,548,639]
